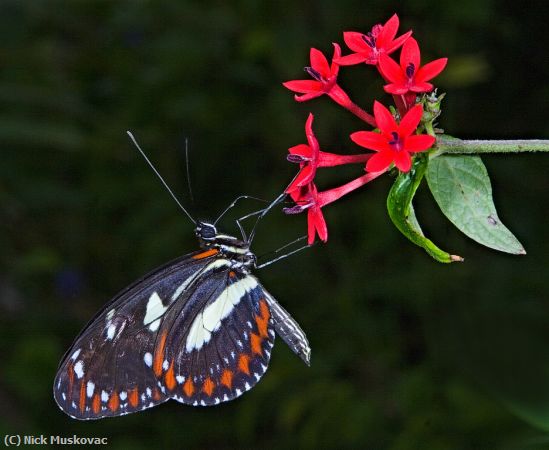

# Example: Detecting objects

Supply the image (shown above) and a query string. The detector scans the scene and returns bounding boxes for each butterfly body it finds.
[54,221,310,420]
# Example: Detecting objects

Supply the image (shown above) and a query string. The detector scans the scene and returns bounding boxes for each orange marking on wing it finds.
[128,387,139,408]
[183,378,195,397]
[108,391,120,412]
[202,377,215,397]
[192,248,219,260]
[250,332,262,355]
[79,380,86,413]
[255,299,271,338]
[229,271,236,278]
[238,354,250,375]
[220,369,233,389]
[153,331,168,377]
[259,299,271,321]
[153,388,161,401]
[165,360,176,391]
[67,363,74,400]
[92,393,101,414]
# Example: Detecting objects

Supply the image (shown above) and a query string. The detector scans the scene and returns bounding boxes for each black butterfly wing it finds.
[53,249,222,420]
[154,269,311,406]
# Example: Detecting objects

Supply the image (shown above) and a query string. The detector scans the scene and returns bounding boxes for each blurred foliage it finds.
[0,1,548,449]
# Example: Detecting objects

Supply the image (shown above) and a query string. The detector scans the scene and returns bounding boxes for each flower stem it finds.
[329,85,377,127]
[345,102,377,127]
[318,170,386,206]
[432,134,549,157]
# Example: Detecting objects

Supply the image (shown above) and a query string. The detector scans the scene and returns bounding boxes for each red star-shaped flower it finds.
[335,14,412,66]
[285,183,328,244]
[286,113,371,194]
[283,44,343,103]
[350,101,436,172]
[378,37,447,95]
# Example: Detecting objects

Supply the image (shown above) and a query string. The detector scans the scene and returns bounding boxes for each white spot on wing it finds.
[86,381,95,398]
[74,361,84,379]
[162,360,169,370]
[106,324,116,340]
[143,352,153,367]
[176,375,185,384]
[70,349,81,361]
[101,391,109,402]
[148,318,161,332]
[62,392,66,400]
[120,391,127,401]
[144,292,167,329]
[106,309,115,320]
[245,382,251,391]
[146,388,152,397]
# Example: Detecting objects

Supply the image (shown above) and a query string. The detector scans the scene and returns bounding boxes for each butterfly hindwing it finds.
[153,270,275,405]
[53,250,222,420]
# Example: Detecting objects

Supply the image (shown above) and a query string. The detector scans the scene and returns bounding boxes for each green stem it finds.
[432,134,549,157]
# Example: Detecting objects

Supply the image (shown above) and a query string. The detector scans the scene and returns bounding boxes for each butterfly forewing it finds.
[53,250,223,419]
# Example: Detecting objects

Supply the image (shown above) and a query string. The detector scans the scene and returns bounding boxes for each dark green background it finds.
[1,1,548,449]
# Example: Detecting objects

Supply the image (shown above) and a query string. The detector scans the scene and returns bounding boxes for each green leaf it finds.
[387,155,463,263]
[426,154,526,255]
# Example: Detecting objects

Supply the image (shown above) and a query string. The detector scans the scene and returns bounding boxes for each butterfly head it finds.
[195,221,218,243]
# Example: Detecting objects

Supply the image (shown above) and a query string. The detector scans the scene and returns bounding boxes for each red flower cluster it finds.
[283,14,447,244]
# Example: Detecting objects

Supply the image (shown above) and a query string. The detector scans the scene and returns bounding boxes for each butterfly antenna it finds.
[126,131,196,225]
[184,137,194,205]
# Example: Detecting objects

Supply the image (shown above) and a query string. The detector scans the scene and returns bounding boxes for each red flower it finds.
[378,37,447,95]
[285,171,386,244]
[286,114,371,194]
[285,183,328,244]
[283,44,340,102]
[335,14,412,66]
[283,44,353,107]
[350,101,436,172]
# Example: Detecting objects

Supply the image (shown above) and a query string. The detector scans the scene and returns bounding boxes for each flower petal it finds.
[415,58,448,82]
[288,143,312,158]
[405,134,436,152]
[343,31,368,53]
[410,82,434,93]
[310,207,328,244]
[383,83,409,95]
[378,53,406,84]
[400,37,420,70]
[386,30,412,54]
[305,113,320,156]
[333,53,368,66]
[330,43,341,75]
[283,80,322,93]
[350,131,389,152]
[310,48,331,78]
[376,14,399,49]
[295,92,323,102]
[289,165,314,190]
[373,101,398,135]
[366,151,394,173]
[393,150,412,172]
[399,104,423,137]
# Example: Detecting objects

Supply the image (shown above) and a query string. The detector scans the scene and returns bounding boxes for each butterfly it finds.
[53,218,311,420]
[53,133,311,420]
